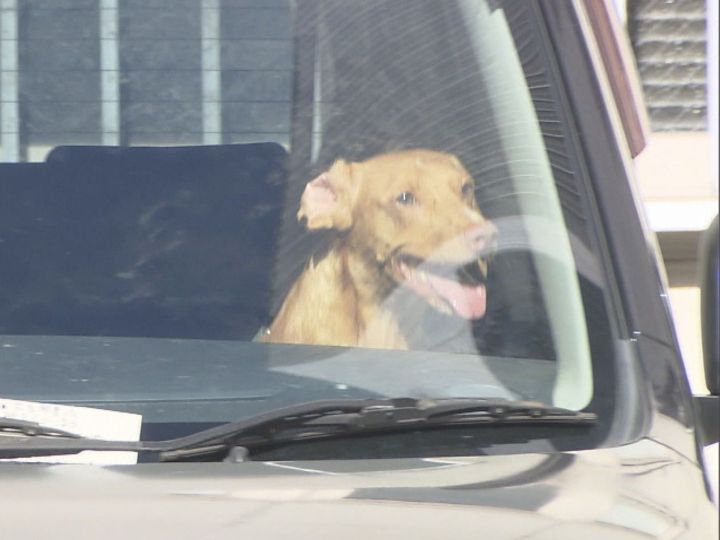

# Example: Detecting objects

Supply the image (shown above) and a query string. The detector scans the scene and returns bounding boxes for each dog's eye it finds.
[461,183,474,199]
[396,192,416,205]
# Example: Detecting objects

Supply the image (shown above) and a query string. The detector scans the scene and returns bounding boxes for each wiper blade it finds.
[0,398,597,461]
[0,400,380,459]
[158,397,597,461]
[0,417,82,440]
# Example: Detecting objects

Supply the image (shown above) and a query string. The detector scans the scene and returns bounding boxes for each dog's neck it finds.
[332,239,407,348]
[337,239,395,304]
[266,237,406,349]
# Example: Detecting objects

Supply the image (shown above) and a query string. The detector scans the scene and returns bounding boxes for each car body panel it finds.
[0,439,715,539]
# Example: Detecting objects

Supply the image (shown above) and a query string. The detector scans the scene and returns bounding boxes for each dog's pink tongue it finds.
[426,273,487,320]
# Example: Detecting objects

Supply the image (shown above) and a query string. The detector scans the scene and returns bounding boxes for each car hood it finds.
[0,439,716,539]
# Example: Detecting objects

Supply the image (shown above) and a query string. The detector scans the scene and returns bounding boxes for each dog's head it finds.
[297,149,496,320]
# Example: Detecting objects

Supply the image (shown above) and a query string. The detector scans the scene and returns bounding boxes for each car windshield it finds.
[0,0,619,452]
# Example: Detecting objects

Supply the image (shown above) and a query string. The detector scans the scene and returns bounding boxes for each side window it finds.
[0,0,293,162]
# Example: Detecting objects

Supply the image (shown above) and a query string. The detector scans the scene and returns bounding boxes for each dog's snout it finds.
[464,223,497,253]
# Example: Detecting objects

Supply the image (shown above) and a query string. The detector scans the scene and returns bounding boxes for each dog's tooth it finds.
[477,260,488,277]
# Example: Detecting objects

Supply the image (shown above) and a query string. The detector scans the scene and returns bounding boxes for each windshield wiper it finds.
[0,398,597,461]
[0,417,82,440]
[157,397,597,461]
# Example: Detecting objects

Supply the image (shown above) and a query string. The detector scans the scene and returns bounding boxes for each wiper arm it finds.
[0,398,597,461]
[0,416,142,459]
[0,417,82,440]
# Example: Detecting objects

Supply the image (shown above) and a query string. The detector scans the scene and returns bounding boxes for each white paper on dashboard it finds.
[0,398,142,465]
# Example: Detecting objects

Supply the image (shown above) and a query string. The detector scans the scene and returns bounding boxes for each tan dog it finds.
[264,149,496,349]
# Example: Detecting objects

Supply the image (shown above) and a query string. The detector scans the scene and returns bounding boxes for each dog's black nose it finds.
[464,223,497,254]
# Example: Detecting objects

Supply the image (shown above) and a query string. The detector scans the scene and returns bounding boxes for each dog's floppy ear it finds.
[297,159,356,230]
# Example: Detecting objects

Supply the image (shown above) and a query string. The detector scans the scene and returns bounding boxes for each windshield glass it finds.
[0,0,618,451]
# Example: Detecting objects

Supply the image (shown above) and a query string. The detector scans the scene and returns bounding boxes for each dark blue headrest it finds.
[0,143,287,339]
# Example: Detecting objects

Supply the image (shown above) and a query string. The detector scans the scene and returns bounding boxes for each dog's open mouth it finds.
[391,255,488,320]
